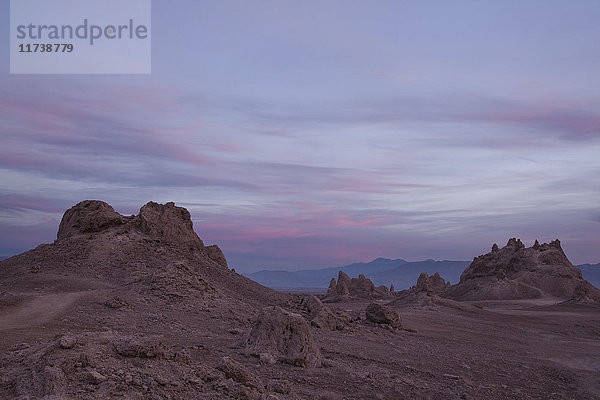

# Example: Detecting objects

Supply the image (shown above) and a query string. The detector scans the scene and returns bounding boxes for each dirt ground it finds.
[1,278,598,399]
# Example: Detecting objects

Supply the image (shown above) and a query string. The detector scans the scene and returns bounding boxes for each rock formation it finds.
[324,271,393,301]
[57,200,131,239]
[430,272,450,294]
[58,200,204,250]
[327,278,337,295]
[415,272,434,295]
[0,200,299,400]
[391,271,451,308]
[443,238,600,302]
[336,271,351,296]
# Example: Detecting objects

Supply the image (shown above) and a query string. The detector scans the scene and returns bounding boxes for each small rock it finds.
[113,336,165,358]
[87,370,107,384]
[103,296,128,309]
[59,334,77,349]
[259,353,276,365]
[154,376,168,386]
[217,357,264,392]
[268,379,291,394]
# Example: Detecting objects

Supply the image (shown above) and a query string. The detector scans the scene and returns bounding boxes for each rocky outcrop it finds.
[430,272,450,294]
[327,278,337,295]
[415,272,434,295]
[324,271,393,301]
[244,306,322,367]
[14,200,286,310]
[134,201,204,249]
[336,271,351,296]
[57,200,204,250]
[350,274,377,294]
[443,238,600,302]
[391,272,450,307]
[57,200,131,239]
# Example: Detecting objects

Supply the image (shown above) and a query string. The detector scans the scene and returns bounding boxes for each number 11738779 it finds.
[19,43,73,53]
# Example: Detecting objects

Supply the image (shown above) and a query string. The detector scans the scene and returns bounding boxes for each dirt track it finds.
[0,291,86,331]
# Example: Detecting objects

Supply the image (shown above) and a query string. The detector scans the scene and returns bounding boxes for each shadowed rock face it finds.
[444,238,600,301]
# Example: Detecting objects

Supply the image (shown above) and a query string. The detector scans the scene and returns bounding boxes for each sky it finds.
[1,1,599,271]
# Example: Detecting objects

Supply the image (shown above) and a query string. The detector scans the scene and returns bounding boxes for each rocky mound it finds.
[323,271,393,301]
[0,201,299,399]
[443,238,600,302]
[0,200,285,308]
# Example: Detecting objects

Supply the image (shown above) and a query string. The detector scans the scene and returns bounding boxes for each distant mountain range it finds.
[244,259,600,291]
[244,258,469,290]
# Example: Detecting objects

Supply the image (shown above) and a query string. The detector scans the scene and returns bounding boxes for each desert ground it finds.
[1,201,599,400]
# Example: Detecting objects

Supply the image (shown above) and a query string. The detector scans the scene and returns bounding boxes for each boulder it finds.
[300,295,324,318]
[365,303,402,329]
[245,306,321,367]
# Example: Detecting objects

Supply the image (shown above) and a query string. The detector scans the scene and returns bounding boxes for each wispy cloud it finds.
[1,74,599,266]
